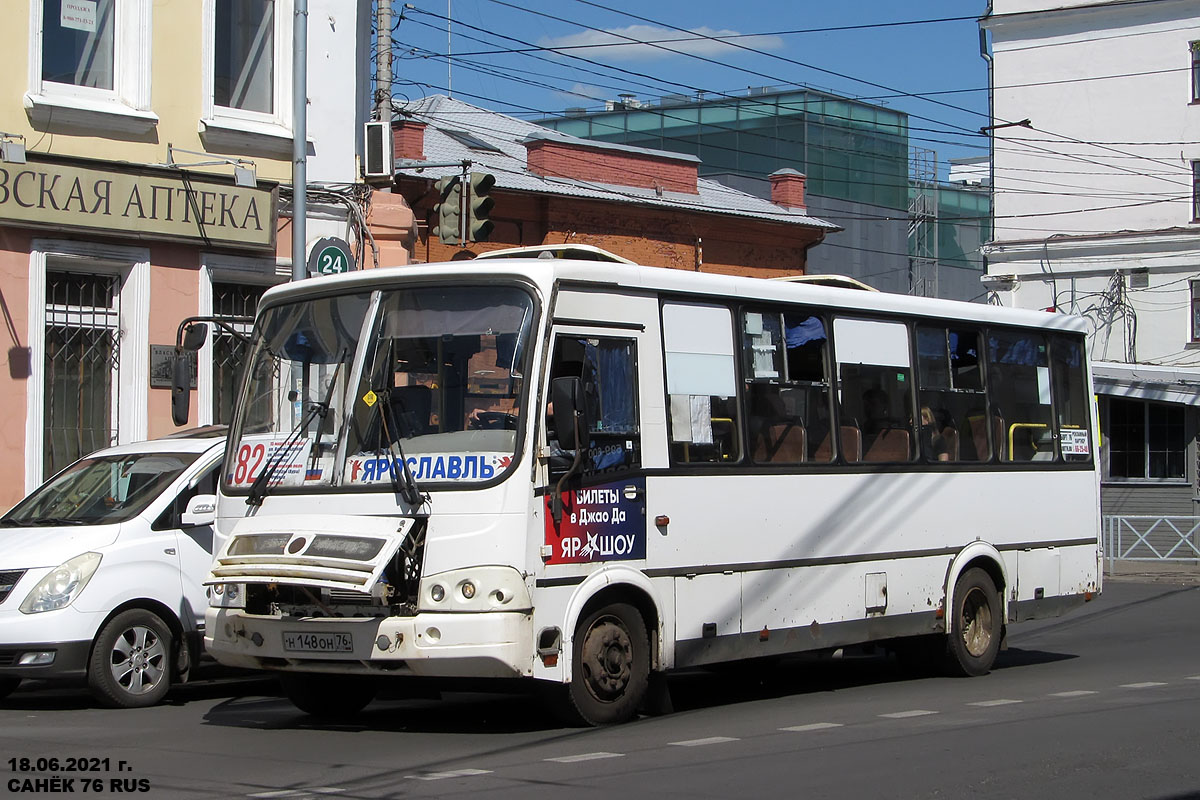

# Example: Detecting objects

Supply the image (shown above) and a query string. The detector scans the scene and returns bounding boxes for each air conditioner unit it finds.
[363,121,393,179]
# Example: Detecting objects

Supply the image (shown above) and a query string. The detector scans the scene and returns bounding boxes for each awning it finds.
[1091,361,1200,405]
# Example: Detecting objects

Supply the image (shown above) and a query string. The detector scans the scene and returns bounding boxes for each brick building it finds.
[389,96,838,276]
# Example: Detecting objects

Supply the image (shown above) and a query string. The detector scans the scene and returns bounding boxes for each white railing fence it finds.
[1103,515,1200,567]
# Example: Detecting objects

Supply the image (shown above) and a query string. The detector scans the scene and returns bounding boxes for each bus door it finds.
[539,330,647,570]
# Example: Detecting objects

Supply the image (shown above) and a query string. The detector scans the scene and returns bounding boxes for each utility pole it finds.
[377,0,392,125]
[292,0,308,281]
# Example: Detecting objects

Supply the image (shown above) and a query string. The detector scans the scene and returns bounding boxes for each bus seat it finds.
[941,426,960,461]
[864,428,910,462]
[388,385,432,438]
[839,424,862,462]
[754,421,807,464]
[968,413,1006,461]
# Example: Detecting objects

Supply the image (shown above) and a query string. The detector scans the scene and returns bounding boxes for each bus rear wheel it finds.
[946,567,1002,677]
[279,673,378,720]
[557,602,649,726]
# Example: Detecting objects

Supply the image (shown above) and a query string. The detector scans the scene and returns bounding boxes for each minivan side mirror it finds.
[181,494,217,527]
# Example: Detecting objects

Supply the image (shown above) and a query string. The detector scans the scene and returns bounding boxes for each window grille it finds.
[43,271,121,478]
[211,282,262,423]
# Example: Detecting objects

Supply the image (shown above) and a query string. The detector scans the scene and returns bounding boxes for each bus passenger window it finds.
[916,326,986,462]
[743,308,833,464]
[664,303,741,464]
[1051,335,1091,463]
[987,329,1054,462]
[833,318,915,463]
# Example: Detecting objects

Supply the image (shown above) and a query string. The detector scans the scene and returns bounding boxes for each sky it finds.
[389,0,994,177]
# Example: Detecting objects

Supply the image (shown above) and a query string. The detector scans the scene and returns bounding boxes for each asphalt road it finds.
[2,577,1198,799]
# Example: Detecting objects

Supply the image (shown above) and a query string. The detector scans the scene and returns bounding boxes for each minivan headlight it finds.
[19,552,103,614]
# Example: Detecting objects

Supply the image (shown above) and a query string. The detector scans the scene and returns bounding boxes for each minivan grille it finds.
[0,570,27,605]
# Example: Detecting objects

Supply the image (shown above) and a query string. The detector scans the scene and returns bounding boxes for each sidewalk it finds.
[1104,560,1200,586]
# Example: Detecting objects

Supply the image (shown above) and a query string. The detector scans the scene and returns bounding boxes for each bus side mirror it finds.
[551,376,590,451]
[181,323,209,352]
[172,349,193,426]
[171,324,208,427]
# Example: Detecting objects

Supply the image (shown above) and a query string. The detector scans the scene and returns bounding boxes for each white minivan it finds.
[0,427,225,707]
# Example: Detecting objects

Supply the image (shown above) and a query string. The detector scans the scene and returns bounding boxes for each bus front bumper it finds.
[204,608,534,679]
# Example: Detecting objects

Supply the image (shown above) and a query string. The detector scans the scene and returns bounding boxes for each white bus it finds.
[198,255,1101,725]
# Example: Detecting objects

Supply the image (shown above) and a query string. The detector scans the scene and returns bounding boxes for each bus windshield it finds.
[226,284,534,494]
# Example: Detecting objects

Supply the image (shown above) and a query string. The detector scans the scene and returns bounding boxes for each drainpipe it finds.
[979,3,994,267]
[292,0,308,281]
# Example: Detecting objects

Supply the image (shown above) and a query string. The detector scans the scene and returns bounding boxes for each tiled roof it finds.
[395,95,839,231]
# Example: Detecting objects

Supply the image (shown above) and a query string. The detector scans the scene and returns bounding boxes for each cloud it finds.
[553,83,612,106]
[538,25,784,62]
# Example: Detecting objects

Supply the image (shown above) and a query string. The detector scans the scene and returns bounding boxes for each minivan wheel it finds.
[88,609,173,708]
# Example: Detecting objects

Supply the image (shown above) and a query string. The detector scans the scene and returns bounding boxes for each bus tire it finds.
[87,609,173,708]
[560,602,649,726]
[946,567,1002,677]
[279,673,378,720]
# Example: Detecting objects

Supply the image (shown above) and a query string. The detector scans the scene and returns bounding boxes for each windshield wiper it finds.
[247,352,347,506]
[3,516,88,526]
[375,388,424,507]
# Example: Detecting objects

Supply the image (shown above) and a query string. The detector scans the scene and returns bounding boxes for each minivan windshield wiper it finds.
[247,352,347,506]
[1,516,88,527]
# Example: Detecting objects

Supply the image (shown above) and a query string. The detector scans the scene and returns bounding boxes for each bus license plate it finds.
[283,631,353,653]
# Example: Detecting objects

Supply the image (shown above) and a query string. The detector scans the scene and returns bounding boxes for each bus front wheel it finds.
[558,602,649,726]
[946,567,1002,677]
[280,673,377,720]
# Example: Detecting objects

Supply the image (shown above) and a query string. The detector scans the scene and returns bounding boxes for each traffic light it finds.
[466,172,495,242]
[431,175,462,245]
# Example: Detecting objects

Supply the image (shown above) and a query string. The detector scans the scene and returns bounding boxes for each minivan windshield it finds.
[1,453,199,526]
[225,284,535,493]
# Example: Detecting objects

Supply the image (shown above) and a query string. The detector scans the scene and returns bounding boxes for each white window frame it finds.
[25,0,157,135]
[26,239,149,494]
[1191,278,1200,344]
[197,254,285,425]
[200,0,294,152]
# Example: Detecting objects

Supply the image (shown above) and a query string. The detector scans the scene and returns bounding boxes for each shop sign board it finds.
[0,154,278,250]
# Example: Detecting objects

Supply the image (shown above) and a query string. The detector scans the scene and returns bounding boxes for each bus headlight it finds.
[19,552,102,614]
[419,566,530,612]
[209,583,246,609]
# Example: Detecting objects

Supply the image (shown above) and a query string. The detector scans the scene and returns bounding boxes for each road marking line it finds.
[1187,676,1200,681]
[780,722,844,732]
[545,752,625,763]
[1120,682,1167,689]
[405,769,493,782]
[668,736,740,747]
[251,792,344,799]
[1049,690,1097,697]
[968,699,1023,707]
[879,710,938,719]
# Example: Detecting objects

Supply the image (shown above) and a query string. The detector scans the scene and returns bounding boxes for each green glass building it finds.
[541,87,989,301]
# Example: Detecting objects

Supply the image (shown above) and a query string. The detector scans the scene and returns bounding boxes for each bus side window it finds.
[987,329,1054,462]
[832,318,915,463]
[1051,335,1092,463]
[916,326,987,462]
[664,303,741,464]
[743,308,833,465]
